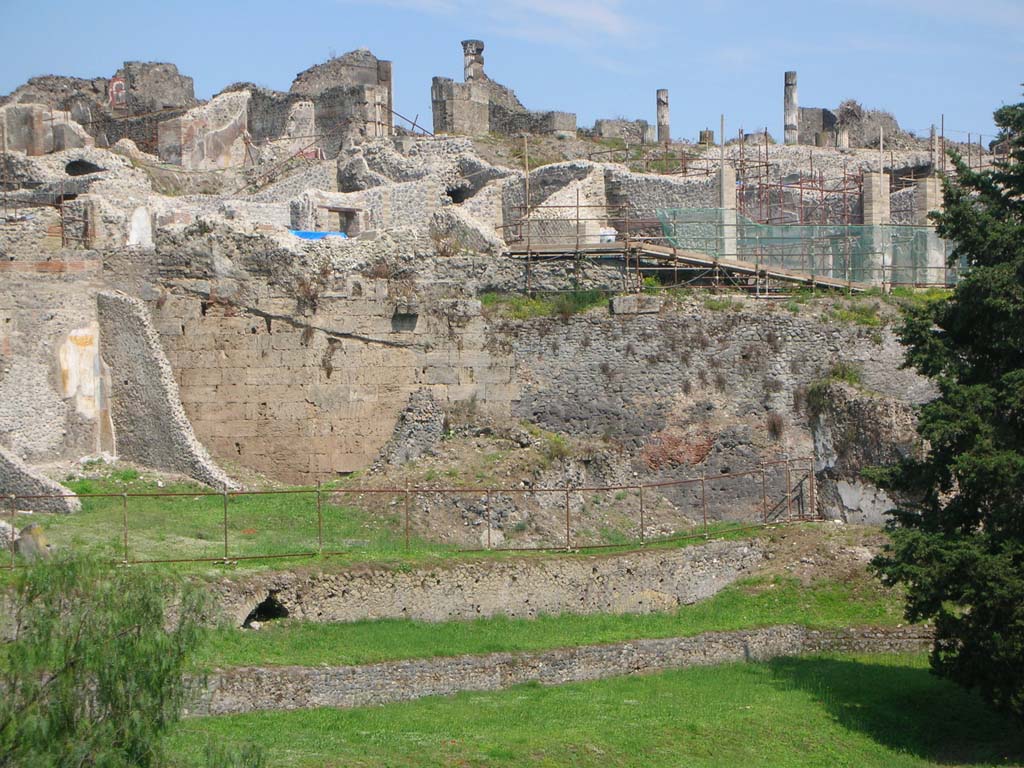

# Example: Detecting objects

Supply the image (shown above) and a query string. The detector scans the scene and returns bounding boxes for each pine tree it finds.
[871,96,1024,718]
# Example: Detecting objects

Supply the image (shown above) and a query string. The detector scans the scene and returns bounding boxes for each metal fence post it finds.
[222,486,229,561]
[701,475,708,539]
[485,491,492,550]
[638,485,645,546]
[785,461,793,521]
[122,493,129,564]
[808,459,817,520]
[564,488,571,551]
[404,485,411,553]
[316,480,323,555]
[760,465,768,525]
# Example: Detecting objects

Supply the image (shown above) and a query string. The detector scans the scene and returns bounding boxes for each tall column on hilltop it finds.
[784,71,799,145]
[656,89,670,144]
[462,40,485,82]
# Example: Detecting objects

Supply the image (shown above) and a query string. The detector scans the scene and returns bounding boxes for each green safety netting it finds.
[656,208,959,286]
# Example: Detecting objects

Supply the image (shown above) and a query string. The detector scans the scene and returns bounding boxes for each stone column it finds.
[718,163,737,259]
[915,175,946,285]
[656,89,670,144]
[462,40,485,82]
[862,172,891,225]
[862,171,891,286]
[784,71,798,145]
[914,176,941,226]
[836,126,850,149]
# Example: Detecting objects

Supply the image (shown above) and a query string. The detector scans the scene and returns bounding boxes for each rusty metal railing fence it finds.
[4,457,817,568]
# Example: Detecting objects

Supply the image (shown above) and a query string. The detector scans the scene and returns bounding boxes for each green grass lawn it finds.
[168,653,1024,767]
[197,575,903,669]
[28,474,456,569]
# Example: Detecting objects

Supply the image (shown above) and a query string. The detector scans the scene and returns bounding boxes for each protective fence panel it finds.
[657,208,960,286]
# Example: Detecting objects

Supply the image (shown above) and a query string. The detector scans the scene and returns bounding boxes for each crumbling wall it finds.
[431,40,575,138]
[505,300,933,520]
[157,91,251,170]
[1,62,196,154]
[593,119,656,145]
[96,291,236,489]
[0,253,110,461]
[0,444,80,514]
[811,381,919,524]
[0,104,93,156]
[289,49,392,148]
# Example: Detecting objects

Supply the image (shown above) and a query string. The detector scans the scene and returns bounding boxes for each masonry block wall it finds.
[153,285,517,484]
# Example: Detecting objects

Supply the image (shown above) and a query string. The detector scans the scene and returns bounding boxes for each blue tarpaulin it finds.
[289,230,348,240]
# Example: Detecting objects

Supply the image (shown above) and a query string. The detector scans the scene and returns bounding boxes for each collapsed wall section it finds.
[96,291,236,489]
[0,444,80,513]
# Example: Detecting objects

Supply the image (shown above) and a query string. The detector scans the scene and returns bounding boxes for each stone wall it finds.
[157,91,251,170]
[431,39,575,138]
[811,381,920,524]
[593,119,655,145]
[0,250,111,461]
[0,444,79,513]
[211,538,762,626]
[193,625,932,715]
[96,291,235,488]
[153,282,517,483]
[290,49,393,146]
[506,301,932,518]
[1,61,196,155]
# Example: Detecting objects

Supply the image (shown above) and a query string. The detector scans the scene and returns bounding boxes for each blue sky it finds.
[2,0,1020,143]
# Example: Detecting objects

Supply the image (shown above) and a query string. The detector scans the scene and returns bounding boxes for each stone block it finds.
[611,295,663,315]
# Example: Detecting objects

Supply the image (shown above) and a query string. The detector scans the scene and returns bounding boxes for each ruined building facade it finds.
[431,40,576,137]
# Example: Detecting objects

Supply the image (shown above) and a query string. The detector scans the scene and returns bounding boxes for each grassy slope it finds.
[169,653,1024,767]
[198,574,903,668]
[22,471,757,576]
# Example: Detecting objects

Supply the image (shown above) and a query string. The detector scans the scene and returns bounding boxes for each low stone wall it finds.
[193,625,932,715]
[211,539,763,626]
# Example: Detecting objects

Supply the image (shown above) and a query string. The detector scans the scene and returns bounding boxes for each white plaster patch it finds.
[127,206,153,248]
[836,479,895,526]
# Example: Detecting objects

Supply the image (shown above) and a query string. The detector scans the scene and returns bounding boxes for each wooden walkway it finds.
[503,241,871,293]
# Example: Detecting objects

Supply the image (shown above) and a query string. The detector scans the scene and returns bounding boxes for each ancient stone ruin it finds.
[0,38,990,539]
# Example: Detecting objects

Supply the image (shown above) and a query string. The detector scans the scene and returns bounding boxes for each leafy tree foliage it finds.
[871,96,1024,719]
[0,554,257,767]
